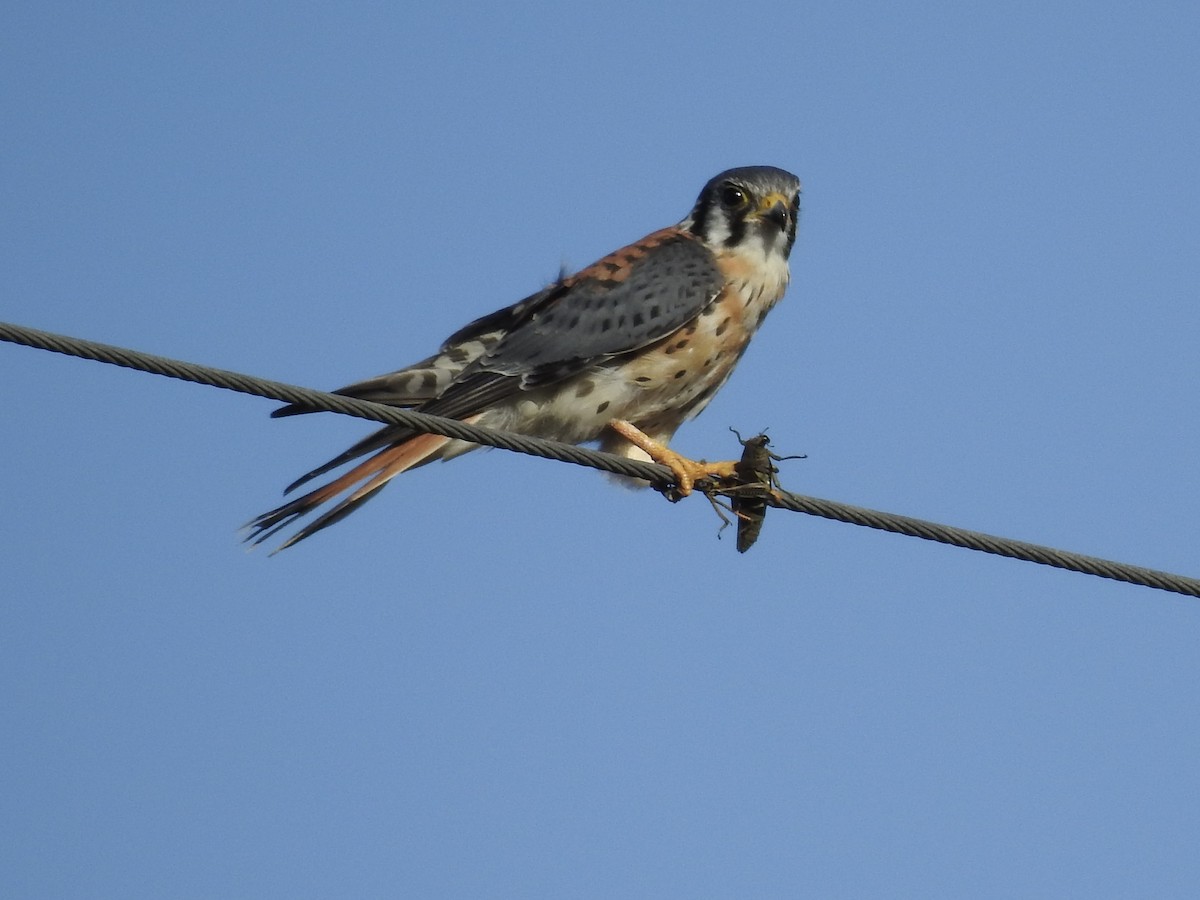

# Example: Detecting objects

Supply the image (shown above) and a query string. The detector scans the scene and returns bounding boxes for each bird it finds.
[246,165,802,552]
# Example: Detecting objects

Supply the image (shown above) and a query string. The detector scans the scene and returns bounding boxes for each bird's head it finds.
[682,166,802,259]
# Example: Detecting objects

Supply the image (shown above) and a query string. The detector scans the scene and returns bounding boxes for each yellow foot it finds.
[608,420,739,496]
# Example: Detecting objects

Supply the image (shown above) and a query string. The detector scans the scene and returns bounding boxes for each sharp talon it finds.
[607,419,740,498]
[657,484,687,503]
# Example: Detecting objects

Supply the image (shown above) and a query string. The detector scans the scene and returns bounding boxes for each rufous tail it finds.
[245,431,456,553]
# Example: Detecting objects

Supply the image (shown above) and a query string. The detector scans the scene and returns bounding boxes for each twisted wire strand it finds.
[3,319,1197,598]
[0,321,673,482]
[768,492,1196,596]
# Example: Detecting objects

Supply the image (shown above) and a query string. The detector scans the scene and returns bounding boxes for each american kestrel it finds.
[247,165,802,551]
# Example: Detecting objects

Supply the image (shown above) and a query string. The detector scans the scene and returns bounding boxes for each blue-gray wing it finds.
[270,228,722,490]
[417,229,723,419]
[486,229,722,380]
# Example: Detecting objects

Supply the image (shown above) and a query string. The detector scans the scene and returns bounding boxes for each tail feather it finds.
[245,431,458,553]
[282,425,413,495]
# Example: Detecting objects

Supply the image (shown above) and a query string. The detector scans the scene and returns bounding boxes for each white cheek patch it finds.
[702,212,733,246]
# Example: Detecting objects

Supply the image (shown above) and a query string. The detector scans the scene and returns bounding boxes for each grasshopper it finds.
[705,429,804,552]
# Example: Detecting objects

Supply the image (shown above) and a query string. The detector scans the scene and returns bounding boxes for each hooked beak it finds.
[755,192,791,231]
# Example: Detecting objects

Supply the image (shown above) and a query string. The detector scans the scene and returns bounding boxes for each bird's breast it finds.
[481,253,790,444]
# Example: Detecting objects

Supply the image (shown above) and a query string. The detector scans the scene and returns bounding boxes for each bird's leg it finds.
[607,420,739,496]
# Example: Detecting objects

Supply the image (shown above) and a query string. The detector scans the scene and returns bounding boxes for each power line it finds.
[3,319,1197,598]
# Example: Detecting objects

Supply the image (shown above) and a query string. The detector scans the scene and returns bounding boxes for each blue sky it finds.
[3,2,1199,896]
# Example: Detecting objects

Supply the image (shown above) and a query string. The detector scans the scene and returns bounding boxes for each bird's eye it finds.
[719,184,748,209]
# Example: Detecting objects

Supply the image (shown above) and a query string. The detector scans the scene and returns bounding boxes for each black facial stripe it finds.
[690,197,711,240]
[724,210,747,247]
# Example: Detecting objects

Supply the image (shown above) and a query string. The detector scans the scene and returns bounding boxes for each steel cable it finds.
[3,319,1197,598]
